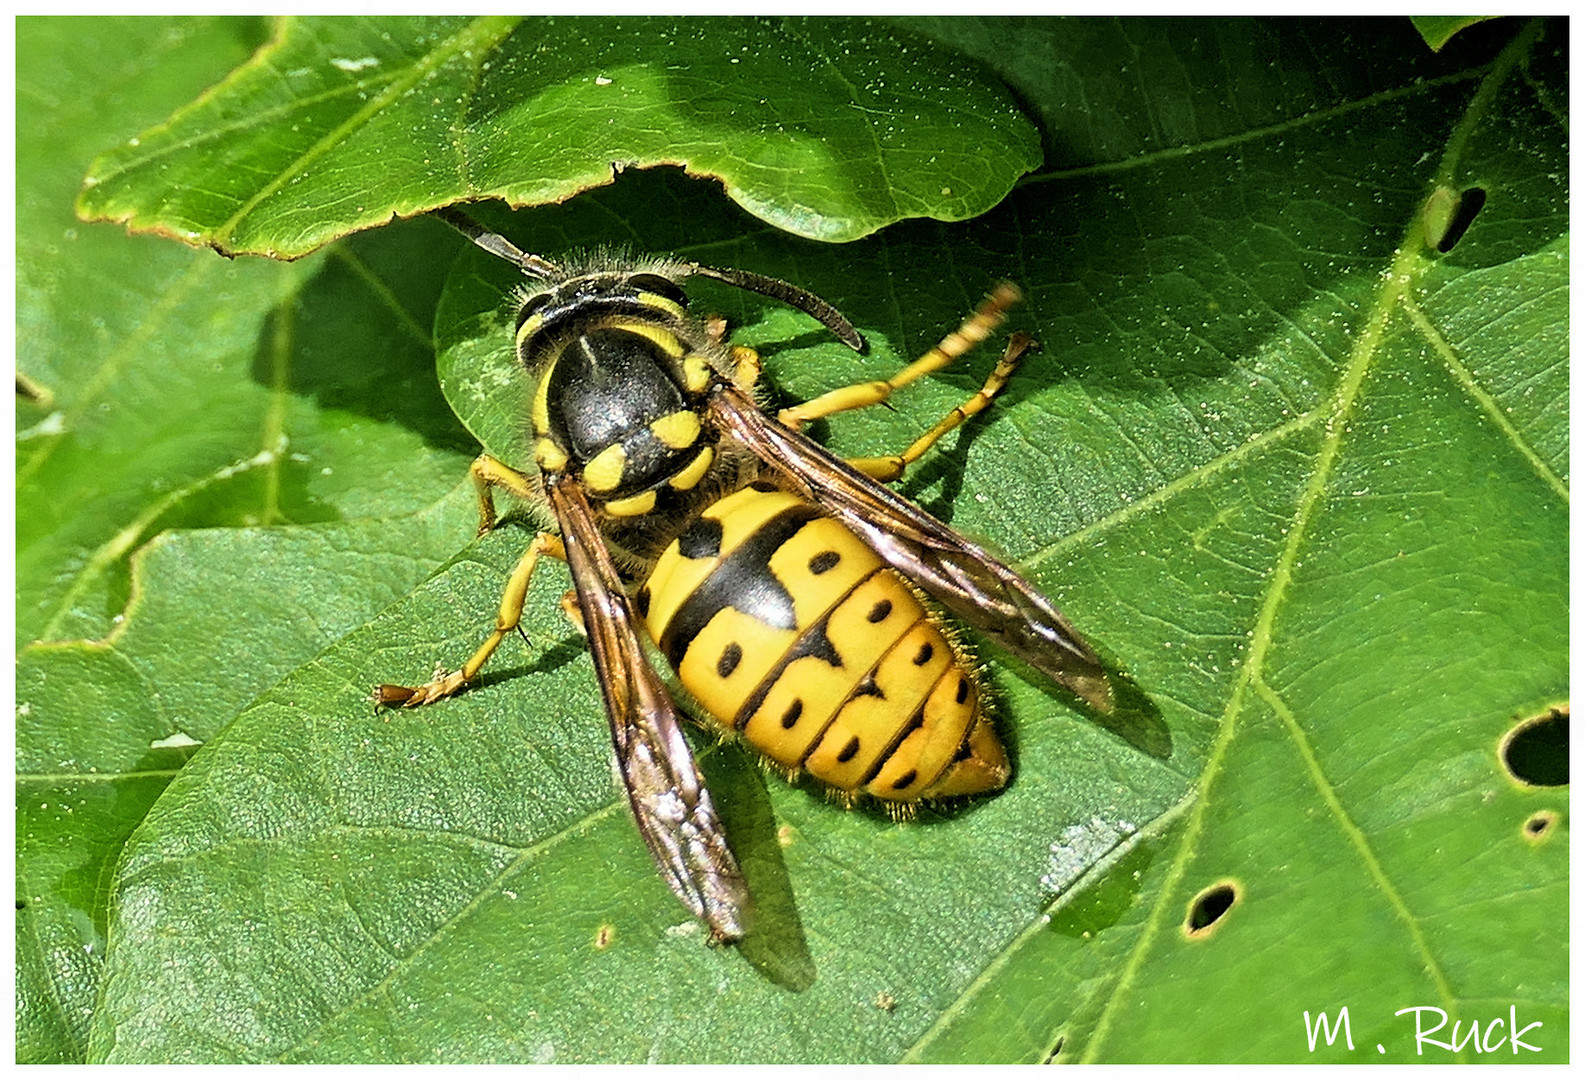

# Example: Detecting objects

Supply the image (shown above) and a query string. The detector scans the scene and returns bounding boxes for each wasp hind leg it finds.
[376,452,557,706]
[845,330,1036,484]
[776,284,1030,483]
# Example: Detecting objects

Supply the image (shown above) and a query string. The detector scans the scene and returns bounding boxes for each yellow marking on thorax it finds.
[532,361,554,435]
[635,292,686,320]
[608,320,684,358]
[535,437,568,473]
[583,443,628,493]
[604,489,657,517]
[669,446,715,491]
[649,410,701,449]
[683,353,715,393]
[517,312,546,353]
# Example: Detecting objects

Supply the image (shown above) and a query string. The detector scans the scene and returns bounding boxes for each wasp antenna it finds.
[433,206,563,278]
[681,263,865,352]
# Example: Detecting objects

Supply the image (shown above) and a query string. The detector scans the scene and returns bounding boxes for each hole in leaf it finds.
[1522,810,1558,842]
[1424,184,1487,252]
[1501,705,1568,787]
[592,923,616,950]
[15,899,26,911]
[1185,881,1238,935]
[1044,1035,1066,1063]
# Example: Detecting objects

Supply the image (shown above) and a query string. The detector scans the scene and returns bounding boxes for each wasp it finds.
[377,209,1113,942]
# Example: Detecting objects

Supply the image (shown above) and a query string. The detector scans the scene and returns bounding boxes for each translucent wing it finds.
[546,476,751,940]
[711,386,1113,712]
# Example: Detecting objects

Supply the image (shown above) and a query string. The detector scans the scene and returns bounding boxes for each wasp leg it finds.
[695,312,765,395]
[376,531,567,707]
[470,453,539,537]
[728,345,763,393]
[557,588,584,634]
[776,282,1022,433]
[845,331,1036,483]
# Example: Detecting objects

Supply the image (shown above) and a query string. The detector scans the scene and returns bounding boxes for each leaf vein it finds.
[1079,21,1548,1060]
[215,16,522,247]
[1398,292,1567,501]
[277,797,625,1060]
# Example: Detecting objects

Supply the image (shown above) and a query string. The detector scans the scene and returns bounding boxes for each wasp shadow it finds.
[699,741,816,992]
[993,649,1171,773]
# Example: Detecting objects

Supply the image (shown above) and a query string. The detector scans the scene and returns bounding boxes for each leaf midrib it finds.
[1025,63,1490,186]
[896,19,1557,1065]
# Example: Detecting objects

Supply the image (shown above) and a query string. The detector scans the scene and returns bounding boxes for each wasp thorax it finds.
[533,323,717,518]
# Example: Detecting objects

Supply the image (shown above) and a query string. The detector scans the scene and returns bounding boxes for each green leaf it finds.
[17,15,479,1063]
[17,17,264,1063]
[73,15,1041,254]
[20,16,1565,1064]
[1411,16,1504,52]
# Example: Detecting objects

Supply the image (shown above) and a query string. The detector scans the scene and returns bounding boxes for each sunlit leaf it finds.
[74,15,1041,254]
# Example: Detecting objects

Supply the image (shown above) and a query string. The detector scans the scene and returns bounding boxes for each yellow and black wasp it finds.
[378,209,1113,942]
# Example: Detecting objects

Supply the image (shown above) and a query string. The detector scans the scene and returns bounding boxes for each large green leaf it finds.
[19,16,1566,1064]
[73,16,1040,254]
[16,15,480,1063]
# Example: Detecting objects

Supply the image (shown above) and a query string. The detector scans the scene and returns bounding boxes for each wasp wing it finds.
[546,477,750,941]
[711,386,1113,713]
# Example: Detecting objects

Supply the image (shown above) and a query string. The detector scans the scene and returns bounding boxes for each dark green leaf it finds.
[74,16,1041,254]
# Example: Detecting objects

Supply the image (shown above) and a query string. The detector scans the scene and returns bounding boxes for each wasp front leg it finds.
[698,310,764,396]
[468,452,540,537]
[375,528,566,708]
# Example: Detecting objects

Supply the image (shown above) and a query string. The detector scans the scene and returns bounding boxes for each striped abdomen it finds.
[637,485,1008,801]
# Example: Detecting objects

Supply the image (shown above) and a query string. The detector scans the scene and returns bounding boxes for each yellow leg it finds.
[557,588,584,634]
[375,531,567,707]
[844,330,1037,483]
[729,344,763,393]
[777,282,1022,431]
[469,453,539,537]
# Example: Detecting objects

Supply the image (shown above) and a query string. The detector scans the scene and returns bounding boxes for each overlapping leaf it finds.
[73,15,1040,255]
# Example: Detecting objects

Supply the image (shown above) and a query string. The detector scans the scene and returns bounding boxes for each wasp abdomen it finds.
[642,486,1008,801]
